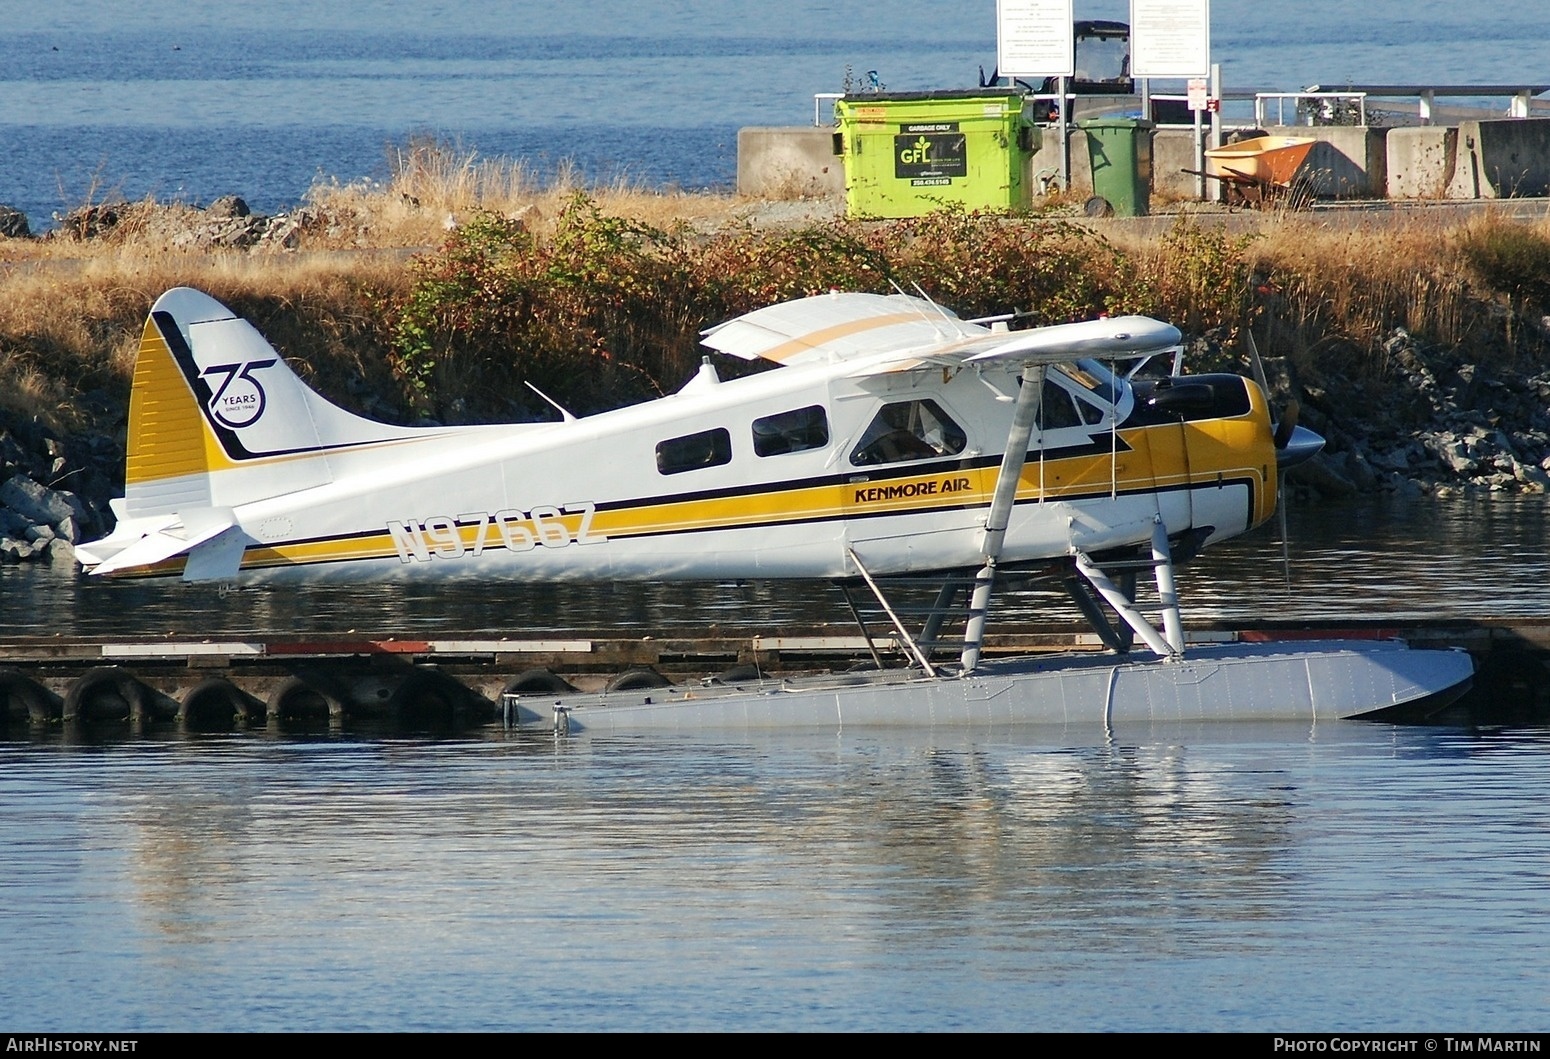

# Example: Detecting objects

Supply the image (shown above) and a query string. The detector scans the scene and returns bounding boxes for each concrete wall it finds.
[738,119,1550,207]
[1030,128,1263,202]
[736,127,845,198]
[1260,125,1387,198]
[1388,127,1458,198]
[1153,130,1208,199]
[1447,119,1550,199]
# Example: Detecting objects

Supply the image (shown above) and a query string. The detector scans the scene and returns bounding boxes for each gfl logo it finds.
[200,360,277,429]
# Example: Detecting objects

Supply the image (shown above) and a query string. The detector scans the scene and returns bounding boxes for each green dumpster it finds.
[1079,117,1154,217]
[834,89,1041,218]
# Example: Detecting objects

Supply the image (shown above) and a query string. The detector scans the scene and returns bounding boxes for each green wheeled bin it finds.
[1079,117,1154,217]
[834,89,1041,219]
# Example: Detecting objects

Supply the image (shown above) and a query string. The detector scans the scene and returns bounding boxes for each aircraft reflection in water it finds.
[77,288,1473,728]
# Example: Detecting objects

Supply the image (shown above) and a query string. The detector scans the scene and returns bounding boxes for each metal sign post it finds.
[1188,77,1208,198]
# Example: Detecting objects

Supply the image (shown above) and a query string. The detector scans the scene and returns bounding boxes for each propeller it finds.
[1244,330,1324,586]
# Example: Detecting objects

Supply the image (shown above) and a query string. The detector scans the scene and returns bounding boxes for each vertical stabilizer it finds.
[125,287,422,518]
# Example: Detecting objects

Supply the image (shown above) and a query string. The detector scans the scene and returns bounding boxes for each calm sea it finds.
[3,1,1546,226]
[5,3,1550,1033]
[3,723,1549,1032]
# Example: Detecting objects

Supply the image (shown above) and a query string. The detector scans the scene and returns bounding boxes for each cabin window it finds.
[656,427,732,475]
[1037,368,1110,429]
[753,405,829,457]
[850,399,966,466]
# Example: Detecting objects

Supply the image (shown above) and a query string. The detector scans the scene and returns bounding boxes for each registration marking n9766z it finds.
[387,503,603,564]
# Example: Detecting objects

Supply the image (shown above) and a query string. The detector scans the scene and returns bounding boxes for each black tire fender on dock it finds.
[0,668,63,724]
[266,675,340,723]
[502,669,578,696]
[63,667,156,723]
[606,668,671,692]
[1476,651,1550,723]
[389,669,457,709]
[388,668,478,727]
[180,677,261,729]
[713,664,762,685]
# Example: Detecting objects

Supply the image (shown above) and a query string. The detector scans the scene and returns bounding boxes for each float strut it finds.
[1076,551,1181,661]
[961,364,1045,674]
[1151,517,1186,655]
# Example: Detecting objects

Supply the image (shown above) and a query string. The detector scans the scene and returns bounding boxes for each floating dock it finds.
[1,618,1545,729]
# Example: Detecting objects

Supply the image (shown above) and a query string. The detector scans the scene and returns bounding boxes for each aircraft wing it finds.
[839,314,1183,379]
[962,315,1182,364]
[703,294,1180,376]
[701,292,982,365]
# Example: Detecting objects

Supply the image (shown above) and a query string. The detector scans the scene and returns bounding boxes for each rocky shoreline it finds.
[0,412,117,569]
[4,193,370,251]
[1290,327,1550,501]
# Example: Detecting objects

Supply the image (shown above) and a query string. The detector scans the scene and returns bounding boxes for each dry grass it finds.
[6,147,1550,434]
[1100,206,1550,373]
[0,248,415,429]
[303,139,744,247]
[1243,208,1549,368]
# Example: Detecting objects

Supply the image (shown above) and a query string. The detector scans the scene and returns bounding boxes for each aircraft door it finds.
[840,394,986,571]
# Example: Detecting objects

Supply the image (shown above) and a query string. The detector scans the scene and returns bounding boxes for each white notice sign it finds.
[996,0,1074,79]
[1130,0,1211,79]
[1187,77,1208,110]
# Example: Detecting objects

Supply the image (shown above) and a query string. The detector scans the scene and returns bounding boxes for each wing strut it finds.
[960,364,1045,675]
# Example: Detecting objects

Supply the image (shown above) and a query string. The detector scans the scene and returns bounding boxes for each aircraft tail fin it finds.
[124,287,419,519]
[83,288,433,580]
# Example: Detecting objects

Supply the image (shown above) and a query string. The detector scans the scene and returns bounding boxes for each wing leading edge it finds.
[701,292,1180,374]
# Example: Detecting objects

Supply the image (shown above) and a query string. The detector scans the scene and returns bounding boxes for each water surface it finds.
[3,722,1547,1031]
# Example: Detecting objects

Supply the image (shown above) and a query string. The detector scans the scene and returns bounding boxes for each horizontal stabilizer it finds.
[182,524,255,582]
[86,507,238,576]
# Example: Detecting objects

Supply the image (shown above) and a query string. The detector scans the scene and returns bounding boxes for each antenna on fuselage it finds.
[525,381,577,423]
[888,278,958,337]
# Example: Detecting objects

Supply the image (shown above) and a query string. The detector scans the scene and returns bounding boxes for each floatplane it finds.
[77,287,1472,730]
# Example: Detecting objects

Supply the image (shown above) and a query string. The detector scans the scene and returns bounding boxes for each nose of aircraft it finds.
[1266,396,1325,470]
[1276,424,1325,469]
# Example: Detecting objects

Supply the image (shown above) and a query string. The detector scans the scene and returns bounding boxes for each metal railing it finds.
[1263,85,1550,127]
[1256,92,1367,128]
[813,92,842,126]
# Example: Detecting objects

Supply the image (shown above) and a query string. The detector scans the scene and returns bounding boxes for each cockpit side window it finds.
[1038,365,1115,429]
[657,428,732,475]
[1069,359,1122,407]
[850,399,967,466]
[1038,376,1087,430]
[753,405,829,457]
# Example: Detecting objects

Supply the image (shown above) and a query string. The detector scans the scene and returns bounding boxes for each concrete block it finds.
[1027,129,1092,195]
[1446,119,1550,199]
[1153,129,1210,200]
[736,127,845,199]
[1266,125,1386,198]
[1387,127,1458,198]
